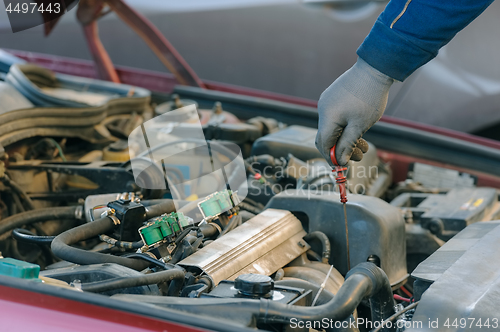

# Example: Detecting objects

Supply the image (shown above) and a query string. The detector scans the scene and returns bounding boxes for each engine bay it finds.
[1,59,500,332]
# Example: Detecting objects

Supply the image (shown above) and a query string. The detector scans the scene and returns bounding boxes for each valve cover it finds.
[179,209,309,286]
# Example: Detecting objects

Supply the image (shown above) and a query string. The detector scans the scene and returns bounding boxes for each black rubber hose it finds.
[51,216,149,271]
[12,228,55,245]
[81,269,185,293]
[0,205,79,236]
[306,249,323,262]
[259,263,395,326]
[145,199,176,219]
[141,199,172,207]
[199,223,220,238]
[304,231,331,264]
[148,263,394,329]
[167,277,185,296]
[239,210,256,223]
[358,264,397,325]
[170,234,203,264]
[182,237,203,260]
[218,215,241,237]
[169,246,185,265]
[174,226,197,246]
[266,278,363,322]
[1,175,35,210]
[237,202,263,215]
[123,253,177,270]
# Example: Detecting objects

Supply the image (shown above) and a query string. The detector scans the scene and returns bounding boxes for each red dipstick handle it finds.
[330,146,348,203]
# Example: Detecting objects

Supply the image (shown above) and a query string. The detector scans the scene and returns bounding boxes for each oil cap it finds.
[235,273,274,298]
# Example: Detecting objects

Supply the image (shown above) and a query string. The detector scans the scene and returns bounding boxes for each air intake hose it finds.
[259,263,395,326]
[149,263,395,330]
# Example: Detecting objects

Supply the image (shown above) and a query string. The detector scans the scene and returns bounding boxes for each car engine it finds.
[1,60,500,332]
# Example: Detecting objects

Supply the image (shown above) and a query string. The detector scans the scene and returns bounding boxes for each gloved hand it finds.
[315,57,394,166]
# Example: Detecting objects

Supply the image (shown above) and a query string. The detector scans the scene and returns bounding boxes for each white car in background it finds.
[1,0,499,136]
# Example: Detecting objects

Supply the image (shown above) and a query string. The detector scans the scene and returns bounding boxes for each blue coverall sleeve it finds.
[357,0,495,81]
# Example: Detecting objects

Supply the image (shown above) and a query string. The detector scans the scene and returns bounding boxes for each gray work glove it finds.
[315,57,394,166]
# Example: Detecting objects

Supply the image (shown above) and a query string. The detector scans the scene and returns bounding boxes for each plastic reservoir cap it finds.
[235,273,274,297]
[0,258,40,280]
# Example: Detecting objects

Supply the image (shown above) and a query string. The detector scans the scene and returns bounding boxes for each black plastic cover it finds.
[419,188,497,231]
[203,123,262,144]
[107,199,147,241]
[391,188,498,239]
[40,263,160,296]
[267,190,407,287]
[252,125,321,161]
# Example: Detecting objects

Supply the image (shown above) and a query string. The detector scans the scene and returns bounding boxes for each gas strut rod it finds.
[330,146,350,270]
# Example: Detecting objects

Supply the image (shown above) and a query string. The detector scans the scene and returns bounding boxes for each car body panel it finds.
[0,284,207,332]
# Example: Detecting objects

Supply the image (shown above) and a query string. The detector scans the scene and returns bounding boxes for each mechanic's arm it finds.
[316,0,495,166]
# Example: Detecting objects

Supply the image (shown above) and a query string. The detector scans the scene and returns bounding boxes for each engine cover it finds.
[178,209,309,286]
[267,190,407,287]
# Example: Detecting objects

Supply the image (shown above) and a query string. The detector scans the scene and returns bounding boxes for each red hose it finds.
[394,294,411,303]
[400,285,413,297]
